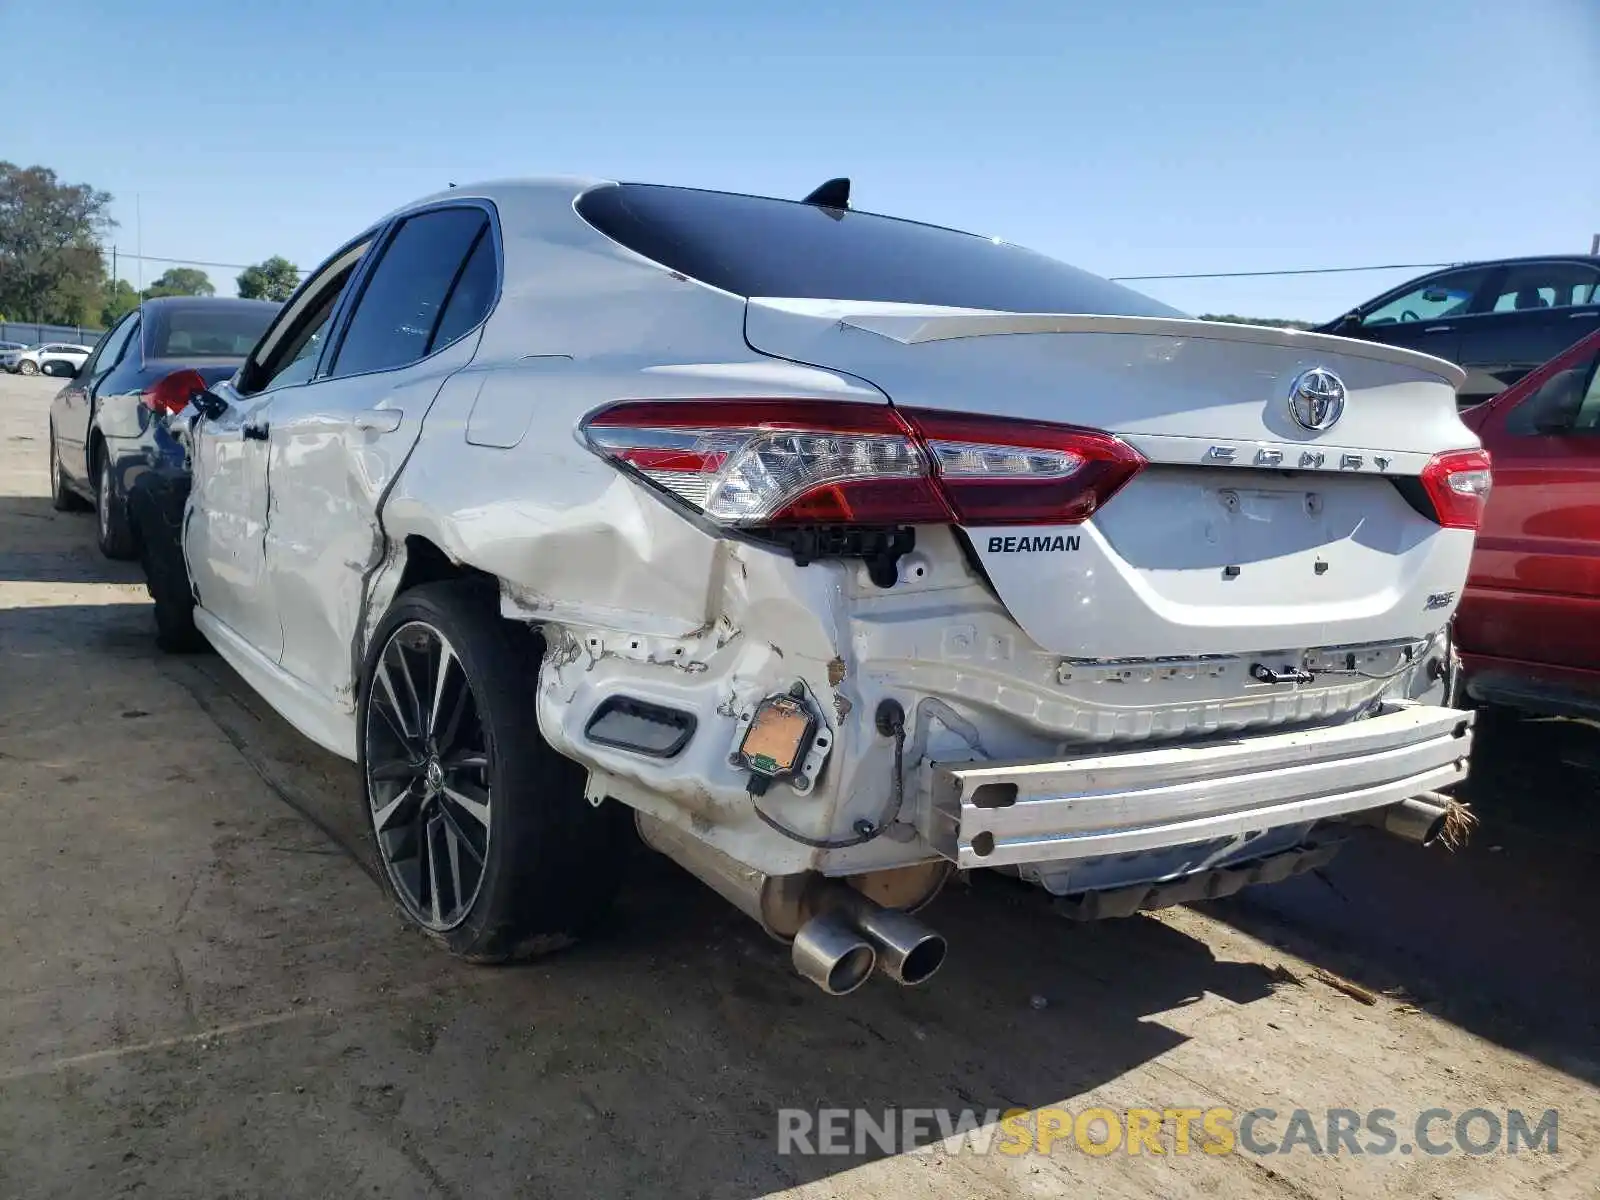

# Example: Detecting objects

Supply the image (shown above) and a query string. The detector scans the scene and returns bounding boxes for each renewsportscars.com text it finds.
[777,1106,1559,1158]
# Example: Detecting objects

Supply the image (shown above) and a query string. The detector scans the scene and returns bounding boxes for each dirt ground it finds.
[0,371,1596,1199]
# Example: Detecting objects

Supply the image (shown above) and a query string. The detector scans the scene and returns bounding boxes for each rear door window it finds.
[1490,263,1600,312]
[426,228,497,353]
[1506,348,1600,435]
[329,208,490,378]
[86,314,138,379]
[576,183,1179,316]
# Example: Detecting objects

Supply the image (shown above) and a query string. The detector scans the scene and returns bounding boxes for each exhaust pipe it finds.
[820,885,948,987]
[791,912,877,995]
[1355,793,1450,846]
[635,812,949,993]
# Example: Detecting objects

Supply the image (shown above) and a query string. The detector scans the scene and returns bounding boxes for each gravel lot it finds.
[0,370,1595,1199]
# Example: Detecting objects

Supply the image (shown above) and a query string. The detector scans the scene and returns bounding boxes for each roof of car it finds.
[383,176,607,223]
[1430,254,1600,270]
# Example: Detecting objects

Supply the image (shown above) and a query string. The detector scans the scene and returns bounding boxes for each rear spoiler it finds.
[748,299,1469,389]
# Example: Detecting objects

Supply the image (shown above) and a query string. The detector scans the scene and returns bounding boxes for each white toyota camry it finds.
[134,177,1488,994]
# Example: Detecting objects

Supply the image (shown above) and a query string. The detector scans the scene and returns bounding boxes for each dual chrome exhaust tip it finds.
[790,888,948,996]
[633,812,950,998]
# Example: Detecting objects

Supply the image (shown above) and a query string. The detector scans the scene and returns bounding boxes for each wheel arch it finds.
[86,423,105,482]
[353,525,504,705]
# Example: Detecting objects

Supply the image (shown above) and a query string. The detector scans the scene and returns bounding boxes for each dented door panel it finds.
[263,331,481,711]
[185,378,282,658]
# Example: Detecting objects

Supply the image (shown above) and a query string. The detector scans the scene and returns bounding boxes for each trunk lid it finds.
[746,299,1479,659]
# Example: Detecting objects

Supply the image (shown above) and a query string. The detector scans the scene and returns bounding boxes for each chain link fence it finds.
[0,321,106,348]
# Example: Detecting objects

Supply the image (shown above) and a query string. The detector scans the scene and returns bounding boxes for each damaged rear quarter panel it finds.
[355,183,920,872]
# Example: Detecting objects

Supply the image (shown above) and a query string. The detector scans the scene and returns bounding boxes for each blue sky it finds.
[4,0,1596,319]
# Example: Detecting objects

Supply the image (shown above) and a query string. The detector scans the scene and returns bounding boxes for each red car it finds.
[1456,326,1600,715]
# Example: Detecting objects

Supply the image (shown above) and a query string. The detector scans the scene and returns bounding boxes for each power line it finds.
[1109,261,1456,282]
[110,249,268,272]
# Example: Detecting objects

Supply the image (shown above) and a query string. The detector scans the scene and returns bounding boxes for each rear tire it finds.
[94,448,138,560]
[129,477,207,654]
[18,360,37,376]
[49,425,89,512]
[358,582,625,961]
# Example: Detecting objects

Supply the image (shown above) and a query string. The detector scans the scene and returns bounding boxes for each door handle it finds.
[1423,324,1453,333]
[351,409,403,434]
[243,422,269,441]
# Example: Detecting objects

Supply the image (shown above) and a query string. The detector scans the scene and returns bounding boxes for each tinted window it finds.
[145,302,277,358]
[331,208,489,378]
[88,315,138,377]
[576,184,1179,316]
[260,271,355,391]
[1507,350,1600,435]
[242,239,371,394]
[427,228,497,353]
[1490,263,1600,312]
[1360,268,1493,326]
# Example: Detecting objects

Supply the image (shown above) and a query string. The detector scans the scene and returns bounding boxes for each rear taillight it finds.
[141,368,208,415]
[582,400,1144,527]
[907,409,1145,525]
[1419,447,1493,529]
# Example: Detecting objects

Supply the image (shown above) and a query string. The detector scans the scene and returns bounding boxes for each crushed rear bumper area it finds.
[928,703,1473,870]
[1049,839,1343,920]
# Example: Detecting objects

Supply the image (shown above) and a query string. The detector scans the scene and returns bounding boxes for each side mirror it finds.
[41,360,79,378]
[1334,310,1361,331]
[143,368,226,419]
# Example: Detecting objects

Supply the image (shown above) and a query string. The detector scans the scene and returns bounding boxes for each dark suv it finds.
[1317,255,1600,407]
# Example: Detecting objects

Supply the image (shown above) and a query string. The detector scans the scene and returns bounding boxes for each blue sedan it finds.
[47,296,280,557]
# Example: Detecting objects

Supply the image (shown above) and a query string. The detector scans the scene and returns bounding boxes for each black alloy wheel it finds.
[359,582,626,960]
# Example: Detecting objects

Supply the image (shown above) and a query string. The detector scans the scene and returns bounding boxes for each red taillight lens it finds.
[1419,447,1493,529]
[584,401,949,524]
[141,368,208,415]
[904,408,1145,524]
[582,400,1144,526]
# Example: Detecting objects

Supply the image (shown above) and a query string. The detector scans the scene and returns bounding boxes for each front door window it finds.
[1360,268,1492,327]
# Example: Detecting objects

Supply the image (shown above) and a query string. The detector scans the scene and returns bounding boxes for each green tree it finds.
[0,162,115,322]
[143,267,214,298]
[236,255,300,302]
[45,246,107,325]
[101,278,140,326]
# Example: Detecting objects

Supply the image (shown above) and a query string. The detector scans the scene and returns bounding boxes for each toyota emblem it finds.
[1287,367,1347,431]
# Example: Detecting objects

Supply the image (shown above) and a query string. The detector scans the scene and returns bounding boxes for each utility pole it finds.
[1591,233,1598,256]
[136,194,143,294]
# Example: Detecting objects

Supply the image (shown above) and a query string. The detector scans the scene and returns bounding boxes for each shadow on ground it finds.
[1208,706,1600,1086]
[0,495,142,584]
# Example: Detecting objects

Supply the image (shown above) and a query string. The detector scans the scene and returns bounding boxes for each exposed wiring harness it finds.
[751,700,906,850]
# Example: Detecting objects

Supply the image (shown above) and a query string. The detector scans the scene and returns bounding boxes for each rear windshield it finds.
[576,183,1181,317]
[143,302,278,358]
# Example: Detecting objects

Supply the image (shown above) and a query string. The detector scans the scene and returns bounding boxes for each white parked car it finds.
[4,341,93,375]
[134,178,1487,994]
